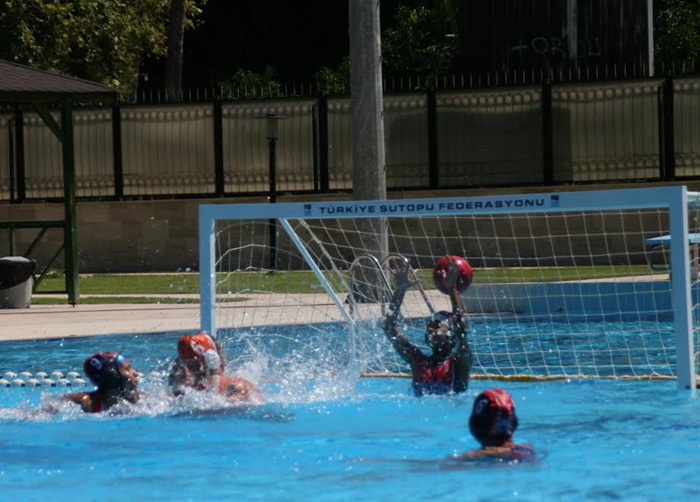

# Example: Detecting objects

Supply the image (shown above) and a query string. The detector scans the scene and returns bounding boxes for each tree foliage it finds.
[381,4,458,77]
[218,67,284,99]
[654,0,700,61]
[2,0,699,95]
[0,0,171,91]
[312,2,458,93]
[313,56,351,95]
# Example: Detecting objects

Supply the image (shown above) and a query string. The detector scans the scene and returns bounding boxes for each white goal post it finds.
[199,186,699,390]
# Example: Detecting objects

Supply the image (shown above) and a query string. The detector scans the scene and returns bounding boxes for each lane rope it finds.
[0,371,87,388]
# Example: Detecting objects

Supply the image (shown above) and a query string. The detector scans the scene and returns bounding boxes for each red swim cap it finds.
[177,333,221,371]
[469,388,518,445]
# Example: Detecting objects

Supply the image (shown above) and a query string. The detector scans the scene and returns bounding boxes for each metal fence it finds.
[1,74,700,202]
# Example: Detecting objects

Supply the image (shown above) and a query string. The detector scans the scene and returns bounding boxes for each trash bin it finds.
[0,256,36,309]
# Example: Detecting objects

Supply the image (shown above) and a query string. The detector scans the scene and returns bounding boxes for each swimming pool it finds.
[0,328,698,501]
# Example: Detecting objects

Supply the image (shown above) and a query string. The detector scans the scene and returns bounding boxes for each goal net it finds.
[199,186,700,389]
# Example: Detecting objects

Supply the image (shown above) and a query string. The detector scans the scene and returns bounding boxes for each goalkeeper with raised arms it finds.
[382,255,472,396]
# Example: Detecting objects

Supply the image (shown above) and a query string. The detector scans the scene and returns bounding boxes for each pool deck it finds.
[1,273,669,343]
[1,302,201,342]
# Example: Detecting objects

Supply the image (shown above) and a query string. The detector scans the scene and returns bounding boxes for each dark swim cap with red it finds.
[469,388,518,444]
[83,352,125,389]
[425,310,456,347]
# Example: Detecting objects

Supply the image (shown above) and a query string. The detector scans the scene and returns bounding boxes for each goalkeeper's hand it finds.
[387,256,418,290]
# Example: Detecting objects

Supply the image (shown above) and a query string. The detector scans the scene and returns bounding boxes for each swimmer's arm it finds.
[454,449,490,461]
[449,276,471,392]
[442,257,468,328]
[454,444,536,463]
[168,360,184,383]
[169,360,195,396]
[63,392,94,412]
[223,377,266,404]
[383,273,422,365]
[126,389,143,404]
[383,304,422,365]
[451,310,471,392]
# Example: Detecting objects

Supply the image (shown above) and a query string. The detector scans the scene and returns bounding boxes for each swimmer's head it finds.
[425,310,455,350]
[177,333,221,373]
[83,352,127,390]
[469,388,518,446]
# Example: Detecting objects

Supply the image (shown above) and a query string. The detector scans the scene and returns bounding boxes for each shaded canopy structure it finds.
[0,59,118,304]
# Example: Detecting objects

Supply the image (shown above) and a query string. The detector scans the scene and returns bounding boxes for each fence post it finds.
[316,94,329,193]
[112,103,123,198]
[541,80,554,185]
[427,86,439,189]
[658,75,676,181]
[61,102,79,305]
[13,107,25,202]
[213,97,225,196]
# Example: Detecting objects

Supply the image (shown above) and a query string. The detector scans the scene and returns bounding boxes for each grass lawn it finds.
[30,265,655,305]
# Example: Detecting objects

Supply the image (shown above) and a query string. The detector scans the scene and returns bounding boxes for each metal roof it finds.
[0,59,118,103]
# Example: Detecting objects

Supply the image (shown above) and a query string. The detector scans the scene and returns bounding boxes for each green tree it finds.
[381,3,458,77]
[654,0,700,61]
[313,2,459,92]
[0,0,170,91]
[313,56,351,95]
[219,67,283,99]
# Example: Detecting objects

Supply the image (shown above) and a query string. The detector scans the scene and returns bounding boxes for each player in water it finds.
[169,332,265,404]
[382,256,472,396]
[64,352,140,413]
[451,388,536,463]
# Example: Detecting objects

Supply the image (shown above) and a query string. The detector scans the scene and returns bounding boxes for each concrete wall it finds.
[0,194,345,273]
[464,281,674,316]
[0,183,697,273]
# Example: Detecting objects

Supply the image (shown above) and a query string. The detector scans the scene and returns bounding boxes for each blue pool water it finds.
[0,329,699,501]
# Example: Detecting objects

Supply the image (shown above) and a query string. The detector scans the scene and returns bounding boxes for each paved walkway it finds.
[0,289,432,342]
[1,274,669,343]
[1,302,201,342]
